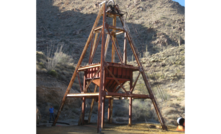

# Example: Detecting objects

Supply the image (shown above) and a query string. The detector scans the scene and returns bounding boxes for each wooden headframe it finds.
[52,3,167,133]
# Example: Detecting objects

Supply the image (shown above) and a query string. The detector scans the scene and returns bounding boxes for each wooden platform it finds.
[78,62,139,92]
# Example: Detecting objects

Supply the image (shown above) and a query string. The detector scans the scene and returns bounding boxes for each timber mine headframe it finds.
[52,1,167,133]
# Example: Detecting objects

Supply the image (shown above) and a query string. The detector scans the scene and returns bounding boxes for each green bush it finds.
[48,69,58,77]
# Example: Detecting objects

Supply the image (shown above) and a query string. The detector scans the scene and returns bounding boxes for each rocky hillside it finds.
[37,0,185,126]
[37,0,184,63]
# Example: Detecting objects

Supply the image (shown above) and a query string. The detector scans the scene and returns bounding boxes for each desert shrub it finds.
[48,69,58,77]
[46,44,74,70]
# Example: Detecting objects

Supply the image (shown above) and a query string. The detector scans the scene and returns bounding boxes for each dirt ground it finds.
[37,123,184,134]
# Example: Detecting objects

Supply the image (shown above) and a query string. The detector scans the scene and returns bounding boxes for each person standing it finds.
[49,106,55,122]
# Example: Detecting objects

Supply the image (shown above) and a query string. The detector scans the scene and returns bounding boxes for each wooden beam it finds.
[101,94,105,128]
[77,73,83,92]
[78,97,86,125]
[67,93,99,97]
[115,37,123,58]
[130,72,140,93]
[87,86,92,92]
[88,85,98,123]
[94,25,103,31]
[104,34,110,60]
[123,32,127,64]
[129,74,132,126]
[128,97,132,126]
[106,12,121,17]
[93,25,125,33]
[97,4,106,133]
[52,3,105,127]
[111,15,116,62]
[78,63,101,71]
[106,63,139,70]
[83,73,86,92]
[90,33,102,64]
[108,25,125,32]
[116,31,124,35]
[89,32,98,63]
[106,92,150,98]
[105,67,127,93]
[89,33,94,63]
[107,98,113,123]
[106,77,130,81]
[82,97,86,125]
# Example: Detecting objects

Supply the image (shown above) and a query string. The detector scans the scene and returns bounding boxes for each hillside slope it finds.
[37,0,184,63]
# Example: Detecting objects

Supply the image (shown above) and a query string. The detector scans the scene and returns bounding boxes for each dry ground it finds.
[37,123,184,134]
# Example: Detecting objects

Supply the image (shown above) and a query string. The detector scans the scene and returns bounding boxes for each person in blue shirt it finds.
[49,106,55,122]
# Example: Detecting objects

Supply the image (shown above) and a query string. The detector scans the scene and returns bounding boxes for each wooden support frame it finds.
[53,3,167,132]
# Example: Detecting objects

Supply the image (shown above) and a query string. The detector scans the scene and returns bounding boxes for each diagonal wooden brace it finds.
[114,81,126,93]
[85,68,101,91]
[105,66,127,93]
[130,72,140,93]
[105,23,123,64]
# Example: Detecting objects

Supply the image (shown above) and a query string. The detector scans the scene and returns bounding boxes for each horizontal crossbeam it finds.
[67,92,150,99]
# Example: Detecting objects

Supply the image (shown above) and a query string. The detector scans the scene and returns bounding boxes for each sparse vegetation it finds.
[48,69,58,77]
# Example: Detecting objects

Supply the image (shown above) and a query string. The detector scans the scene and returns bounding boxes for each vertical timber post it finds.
[81,97,85,125]
[128,73,133,126]
[107,98,113,123]
[97,3,106,133]
[123,32,127,64]
[111,15,116,62]
[129,97,132,126]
